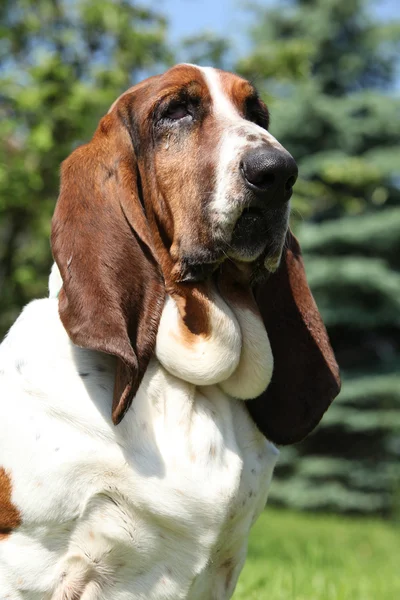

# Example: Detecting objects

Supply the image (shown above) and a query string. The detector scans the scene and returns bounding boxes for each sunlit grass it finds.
[233,507,399,600]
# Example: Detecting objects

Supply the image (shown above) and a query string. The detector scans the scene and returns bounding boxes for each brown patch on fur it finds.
[222,558,233,569]
[222,558,235,590]
[218,71,255,112]
[218,69,269,128]
[0,467,21,539]
[217,260,259,314]
[169,282,212,348]
[150,76,220,283]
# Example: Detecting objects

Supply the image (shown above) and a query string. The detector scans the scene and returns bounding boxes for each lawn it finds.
[233,507,400,600]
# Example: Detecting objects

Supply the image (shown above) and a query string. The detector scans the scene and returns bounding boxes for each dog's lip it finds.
[232,198,267,231]
[233,198,266,229]
[240,205,264,218]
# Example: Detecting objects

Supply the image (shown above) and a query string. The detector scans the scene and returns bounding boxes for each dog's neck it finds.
[49,262,274,402]
[156,279,273,400]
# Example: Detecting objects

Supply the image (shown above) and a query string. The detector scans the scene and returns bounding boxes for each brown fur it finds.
[0,467,21,539]
[218,261,259,313]
[171,284,212,340]
[218,71,255,111]
[247,230,341,444]
[218,70,269,126]
[52,91,165,425]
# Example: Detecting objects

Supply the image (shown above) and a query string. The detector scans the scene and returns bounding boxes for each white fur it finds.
[156,291,241,386]
[197,66,240,122]
[0,268,278,600]
[220,304,274,399]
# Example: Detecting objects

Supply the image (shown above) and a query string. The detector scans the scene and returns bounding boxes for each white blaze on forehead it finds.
[196,66,240,121]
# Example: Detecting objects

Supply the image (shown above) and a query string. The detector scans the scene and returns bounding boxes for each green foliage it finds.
[236,0,400,515]
[283,216,400,517]
[300,208,400,262]
[0,0,169,337]
[233,508,400,599]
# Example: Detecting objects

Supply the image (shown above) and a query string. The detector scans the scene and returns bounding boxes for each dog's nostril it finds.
[285,175,297,191]
[241,161,276,189]
[260,173,275,187]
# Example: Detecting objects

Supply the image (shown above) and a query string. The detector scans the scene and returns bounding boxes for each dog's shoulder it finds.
[0,296,120,513]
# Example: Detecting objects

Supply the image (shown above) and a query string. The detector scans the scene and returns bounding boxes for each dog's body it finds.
[0,65,339,599]
[0,269,278,599]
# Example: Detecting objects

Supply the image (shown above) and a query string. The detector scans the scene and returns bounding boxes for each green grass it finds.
[233,507,400,600]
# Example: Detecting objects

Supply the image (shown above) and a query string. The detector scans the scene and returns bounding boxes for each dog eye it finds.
[245,98,269,130]
[164,102,191,121]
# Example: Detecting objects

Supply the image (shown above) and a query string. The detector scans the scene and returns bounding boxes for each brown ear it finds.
[51,107,165,425]
[247,230,340,445]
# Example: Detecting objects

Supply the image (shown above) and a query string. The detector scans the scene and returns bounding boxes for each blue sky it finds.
[150,0,399,49]
[159,0,247,42]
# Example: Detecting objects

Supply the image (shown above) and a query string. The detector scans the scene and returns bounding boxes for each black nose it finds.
[241,147,298,201]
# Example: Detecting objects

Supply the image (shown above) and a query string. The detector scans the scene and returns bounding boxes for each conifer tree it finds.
[238,0,400,515]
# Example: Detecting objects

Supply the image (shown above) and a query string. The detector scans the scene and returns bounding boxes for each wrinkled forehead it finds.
[108,64,259,116]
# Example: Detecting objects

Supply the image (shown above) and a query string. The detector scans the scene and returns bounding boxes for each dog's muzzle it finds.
[227,146,297,263]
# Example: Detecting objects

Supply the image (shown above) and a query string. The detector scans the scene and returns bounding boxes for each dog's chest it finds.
[65,361,278,599]
[0,298,278,599]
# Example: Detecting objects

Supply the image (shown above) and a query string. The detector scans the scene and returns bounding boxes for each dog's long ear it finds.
[51,104,165,425]
[247,230,340,445]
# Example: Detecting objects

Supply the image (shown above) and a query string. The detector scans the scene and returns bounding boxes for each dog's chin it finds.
[175,248,223,283]
[227,207,289,277]
[175,208,288,283]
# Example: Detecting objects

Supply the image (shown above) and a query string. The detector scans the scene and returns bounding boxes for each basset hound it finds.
[0,64,340,599]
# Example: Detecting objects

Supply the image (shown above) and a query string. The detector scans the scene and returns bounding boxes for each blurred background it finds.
[1,0,399,597]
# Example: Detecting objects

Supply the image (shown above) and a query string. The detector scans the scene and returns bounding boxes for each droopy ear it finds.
[51,106,165,424]
[247,230,340,445]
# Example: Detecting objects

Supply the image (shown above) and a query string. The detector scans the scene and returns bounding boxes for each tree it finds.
[237,0,400,515]
[0,0,170,337]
